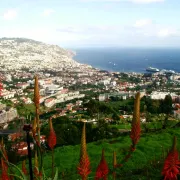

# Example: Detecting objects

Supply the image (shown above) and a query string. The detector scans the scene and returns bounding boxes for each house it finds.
[8,132,23,141]
[16,83,29,89]
[40,135,46,143]
[23,98,33,104]
[1,90,15,99]
[66,103,74,111]
[76,100,83,106]
[44,98,56,108]
[11,142,34,156]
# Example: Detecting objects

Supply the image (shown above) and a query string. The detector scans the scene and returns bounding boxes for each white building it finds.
[5,74,12,82]
[100,80,110,85]
[1,90,16,99]
[111,81,117,87]
[99,94,106,101]
[0,107,18,124]
[150,92,175,100]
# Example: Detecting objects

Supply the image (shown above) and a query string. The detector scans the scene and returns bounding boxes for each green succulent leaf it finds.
[53,168,58,180]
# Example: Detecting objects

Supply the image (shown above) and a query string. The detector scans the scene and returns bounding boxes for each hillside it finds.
[41,128,178,179]
[0,37,80,71]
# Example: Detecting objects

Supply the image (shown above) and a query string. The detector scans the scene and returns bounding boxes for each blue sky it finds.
[0,0,180,47]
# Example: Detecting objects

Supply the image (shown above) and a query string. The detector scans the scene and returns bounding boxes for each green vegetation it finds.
[16,103,35,117]
[41,127,180,179]
[119,73,141,83]
[41,117,119,146]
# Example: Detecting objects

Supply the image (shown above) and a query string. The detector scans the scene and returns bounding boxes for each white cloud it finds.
[3,9,17,20]
[131,0,164,3]
[42,9,54,17]
[0,23,179,47]
[81,0,164,3]
[0,26,89,46]
[134,19,152,28]
[157,28,178,38]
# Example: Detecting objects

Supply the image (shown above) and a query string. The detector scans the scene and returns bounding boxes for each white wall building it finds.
[150,92,176,100]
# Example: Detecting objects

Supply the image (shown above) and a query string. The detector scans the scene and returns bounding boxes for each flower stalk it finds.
[116,92,141,167]
[77,122,91,180]
[162,136,180,180]
[22,160,28,175]
[95,149,109,180]
[33,75,43,178]
[47,117,57,179]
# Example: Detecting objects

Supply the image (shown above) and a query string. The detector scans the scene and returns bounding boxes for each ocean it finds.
[73,48,180,73]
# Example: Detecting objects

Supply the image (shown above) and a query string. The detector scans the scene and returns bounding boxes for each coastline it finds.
[73,48,180,74]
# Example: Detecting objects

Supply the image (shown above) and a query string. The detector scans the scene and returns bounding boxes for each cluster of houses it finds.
[8,132,46,156]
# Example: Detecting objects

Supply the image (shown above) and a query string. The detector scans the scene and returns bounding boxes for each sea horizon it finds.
[73,47,180,73]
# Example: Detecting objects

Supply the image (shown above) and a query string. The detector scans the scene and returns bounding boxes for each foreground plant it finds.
[0,75,59,180]
[47,117,57,179]
[1,158,9,180]
[77,122,91,180]
[116,92,141,167]
[112,151,117,180]
[162,136,180,180]
[22,160,28,175]
[130,92,141,150]
[95,149,109,180]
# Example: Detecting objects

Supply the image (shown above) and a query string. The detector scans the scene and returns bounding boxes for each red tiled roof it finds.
[11,142,34,156]
[8,133,23,141]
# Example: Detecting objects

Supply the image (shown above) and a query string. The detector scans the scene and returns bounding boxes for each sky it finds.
[0,0,180,48]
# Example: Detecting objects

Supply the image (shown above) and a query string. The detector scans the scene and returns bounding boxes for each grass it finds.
[110,120,178,131]
[110,124,131,130]
[40,127,180,179]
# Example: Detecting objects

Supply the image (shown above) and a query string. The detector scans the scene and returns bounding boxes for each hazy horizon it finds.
[0,0,180,48]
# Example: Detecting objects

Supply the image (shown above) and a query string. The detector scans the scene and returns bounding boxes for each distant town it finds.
[0,58,180,126]
[0,38,180,157]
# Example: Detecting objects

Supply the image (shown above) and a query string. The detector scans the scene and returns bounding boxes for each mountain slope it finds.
[0,38,80,71]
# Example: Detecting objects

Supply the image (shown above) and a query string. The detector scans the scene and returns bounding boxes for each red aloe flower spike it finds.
[34,75,40,108]
[130,92,141,149]
[1,158,9,180]
[162,136,180,180]
[22,160,28,175]
[33,75,41,147]
[95,149,109,180]
[47,117,57,150]
[77,122,91,180]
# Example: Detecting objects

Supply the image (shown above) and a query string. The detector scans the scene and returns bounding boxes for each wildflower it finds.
[22,160,28,175]
[162,136,180,180]
[77,123,91,180]
[47,118,56,150]
[95,149,109,180]
[130,92,141,149]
